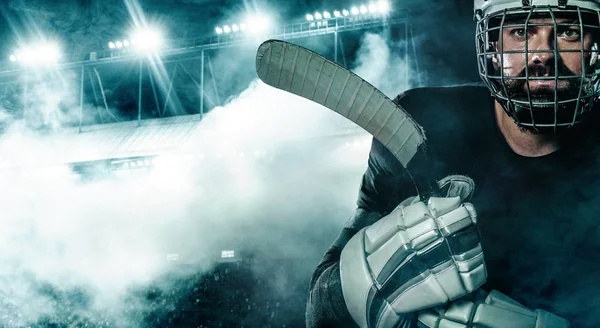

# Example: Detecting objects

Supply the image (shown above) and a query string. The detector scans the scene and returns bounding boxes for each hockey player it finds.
[306,0,600,327]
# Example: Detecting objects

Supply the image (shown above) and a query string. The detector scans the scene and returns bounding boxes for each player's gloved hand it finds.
[340,175,486,328]
[417,289,570,328]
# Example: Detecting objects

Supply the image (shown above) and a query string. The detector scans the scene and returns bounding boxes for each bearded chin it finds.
[501,79,588,129]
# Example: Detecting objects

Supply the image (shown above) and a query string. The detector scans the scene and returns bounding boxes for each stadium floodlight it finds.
[232,24,239,32]
[306,14,314,21]
[360,5,368,14]
[377,0,391,13]
[314,12,323,20]
[351,7,359,15]
[43,43,60,60]
[323,11,331,19]
[20,49,34,64]
[13,42,61,66]
[123,40,130,47]
[247,15,270,34]
[9,55,16,62]
[343,9,350,16]
[240,23,247,30]
[334,10,342,17]
[216,27,223,34]
[38,43,61,64]
[45,48,59,63]
[368,3,377,13]
[223,25,231,33]
[108,41,116,49]
[130,27,163,53]
[116,41,123,48]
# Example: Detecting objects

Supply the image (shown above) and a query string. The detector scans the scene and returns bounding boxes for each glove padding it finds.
[340,175,486,328]
[417,289,570,328]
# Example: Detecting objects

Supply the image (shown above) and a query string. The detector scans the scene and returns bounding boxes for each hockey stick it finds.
[256,39,439,200]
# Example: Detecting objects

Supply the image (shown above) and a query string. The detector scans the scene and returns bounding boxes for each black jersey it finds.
[306,85,600,327]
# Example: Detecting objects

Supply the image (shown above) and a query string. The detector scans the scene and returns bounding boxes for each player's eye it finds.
[510,28,528,39]
[558,28,580,40]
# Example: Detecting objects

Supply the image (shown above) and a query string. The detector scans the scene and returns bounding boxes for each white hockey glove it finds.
[340,175,487,328]
[417,289,570,328]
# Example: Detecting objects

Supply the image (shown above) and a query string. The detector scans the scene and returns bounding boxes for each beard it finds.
[497,63,594,133]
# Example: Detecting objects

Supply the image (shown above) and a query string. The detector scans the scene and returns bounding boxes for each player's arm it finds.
[306,136,483,328]
[305,139,395,328]
[314,136,486,328]
[305,212,380,328]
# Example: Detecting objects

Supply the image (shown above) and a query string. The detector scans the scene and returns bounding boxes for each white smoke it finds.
[353,33,413,97]
[0,33,410,326]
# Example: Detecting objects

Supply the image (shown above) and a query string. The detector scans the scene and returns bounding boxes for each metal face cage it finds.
[475,5,600,130]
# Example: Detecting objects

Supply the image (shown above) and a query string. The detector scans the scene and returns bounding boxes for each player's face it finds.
[494,16,595,105]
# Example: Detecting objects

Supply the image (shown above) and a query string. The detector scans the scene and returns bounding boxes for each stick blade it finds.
[256,39,426,168]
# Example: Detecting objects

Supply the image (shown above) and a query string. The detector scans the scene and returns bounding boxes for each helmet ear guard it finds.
[590,42,600,68]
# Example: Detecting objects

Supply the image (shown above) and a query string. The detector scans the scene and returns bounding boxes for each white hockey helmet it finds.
[475,0,600,15]
[474,0,600,130]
